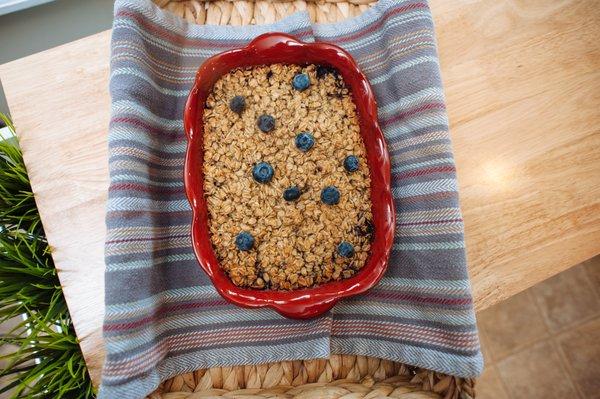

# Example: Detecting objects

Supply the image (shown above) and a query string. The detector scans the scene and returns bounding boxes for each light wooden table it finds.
[1,0,599,386]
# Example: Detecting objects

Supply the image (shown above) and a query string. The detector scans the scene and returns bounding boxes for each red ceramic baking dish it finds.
[184,32,395,319]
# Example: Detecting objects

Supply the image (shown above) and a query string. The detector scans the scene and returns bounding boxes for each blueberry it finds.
[229,95,245,114]
[292,73,311,91]
[337,241,355,258]
[321,186,340,205]
[343,155,359,172]
[316,65,337,78]
[295,132,315,152]
[252,162,274,184]
[257,114,275,132]
[283,186,301,201]
[355,219,374,239]
[235,231,255,251]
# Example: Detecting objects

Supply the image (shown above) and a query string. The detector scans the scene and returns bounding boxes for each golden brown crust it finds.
[203,64,372,290]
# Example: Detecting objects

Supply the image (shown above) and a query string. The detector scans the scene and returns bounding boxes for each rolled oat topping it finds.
[203,64,373,290]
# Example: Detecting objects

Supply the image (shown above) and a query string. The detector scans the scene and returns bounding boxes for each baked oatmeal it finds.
[202,64,373,290]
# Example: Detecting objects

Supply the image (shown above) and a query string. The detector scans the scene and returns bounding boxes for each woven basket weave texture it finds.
[156,0,374,25]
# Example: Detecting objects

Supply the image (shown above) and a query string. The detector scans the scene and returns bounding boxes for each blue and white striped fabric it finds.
[100,1,482,397]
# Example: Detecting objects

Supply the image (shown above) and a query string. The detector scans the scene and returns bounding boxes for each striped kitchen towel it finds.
[100,0,482,397]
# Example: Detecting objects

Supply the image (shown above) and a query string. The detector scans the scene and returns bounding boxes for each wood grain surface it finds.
[0,31,111,384]
[1,0,599,386]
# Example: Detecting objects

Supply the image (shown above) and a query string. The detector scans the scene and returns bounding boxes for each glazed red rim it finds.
[184,32,395,319]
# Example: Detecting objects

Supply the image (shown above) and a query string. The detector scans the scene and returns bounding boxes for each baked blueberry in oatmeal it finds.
[295,132,315,152]
[283,186,301,202]
[202,64,373,290]
[344,155,360,172]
